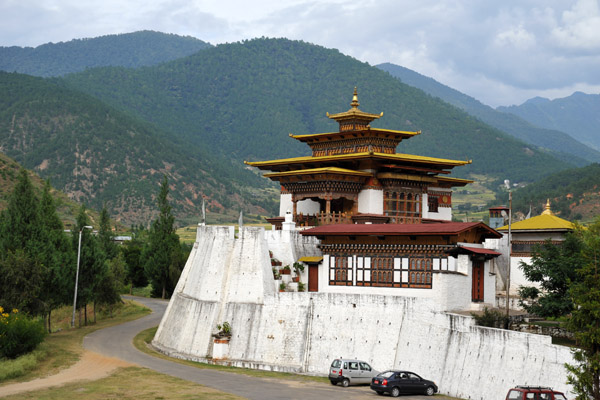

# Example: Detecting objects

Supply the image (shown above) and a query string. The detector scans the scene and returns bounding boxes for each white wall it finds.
[279,193,292,217]
[357,189,383,214]
[154,225,574,399]
[297,199,320,215]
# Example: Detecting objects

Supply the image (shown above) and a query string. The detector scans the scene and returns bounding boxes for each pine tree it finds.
[143,176,182,299]
[39,180,75,332]
[72,205,105,325]
[98,206,118,261]
[565,219,600,399]
[0,169,46,315]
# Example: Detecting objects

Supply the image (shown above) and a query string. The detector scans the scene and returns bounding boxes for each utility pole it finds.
[72,225,93,328]
[505,190,512,328]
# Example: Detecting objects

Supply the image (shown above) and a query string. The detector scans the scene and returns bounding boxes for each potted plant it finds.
[279,282,286,292]
[213,321,232,339]
[280,265,291,275]
[298,282,305,292]
[272,267,280,279]
[292,262,304,282]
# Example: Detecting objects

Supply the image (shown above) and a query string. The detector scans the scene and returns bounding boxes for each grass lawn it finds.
[1,366,243,400]
[0,300,150,384]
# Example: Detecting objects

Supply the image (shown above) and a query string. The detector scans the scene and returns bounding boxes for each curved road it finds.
[83,296,452,400]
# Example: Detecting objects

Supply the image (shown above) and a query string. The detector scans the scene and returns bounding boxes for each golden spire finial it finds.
[350,87,359,109]
[541,198,553,215]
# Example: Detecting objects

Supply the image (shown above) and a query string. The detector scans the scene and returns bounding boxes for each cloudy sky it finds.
[2,0,600,107]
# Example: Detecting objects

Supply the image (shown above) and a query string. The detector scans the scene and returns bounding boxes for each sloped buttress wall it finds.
[153,226,574,399]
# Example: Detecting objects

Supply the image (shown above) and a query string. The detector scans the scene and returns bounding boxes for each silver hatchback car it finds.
[329,358,378,387]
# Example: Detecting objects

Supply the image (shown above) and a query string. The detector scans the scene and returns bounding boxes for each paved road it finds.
[84,296,453,400]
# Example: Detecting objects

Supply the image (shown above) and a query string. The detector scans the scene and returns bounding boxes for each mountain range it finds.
[0,32,598,224]
[0,30,211,77]
[498,92,600,151]
[376,63,600,165]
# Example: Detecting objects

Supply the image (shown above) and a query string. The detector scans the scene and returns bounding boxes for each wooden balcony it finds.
[294,211,421,226]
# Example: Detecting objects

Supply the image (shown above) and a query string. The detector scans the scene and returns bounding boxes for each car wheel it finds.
[376,391,384,396]
[341,378,350,387]
[329,380,336,386]
[391,387,400,397]
[426,386,435,396]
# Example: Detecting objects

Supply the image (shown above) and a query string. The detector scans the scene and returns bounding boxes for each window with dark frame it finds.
[330,255,352,286]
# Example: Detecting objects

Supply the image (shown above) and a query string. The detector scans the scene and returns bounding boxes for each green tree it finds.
[0,169,46,316]
[143,176,182,299]
[518,234,583,318]
[98,206,118,261]
[121,234,147,288]
[0,250,44,314]
[72,205,106,325]
[565,219,600,400]
[39,180,75,332]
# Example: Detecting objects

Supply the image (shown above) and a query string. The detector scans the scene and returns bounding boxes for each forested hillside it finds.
[507,163,600,222]
[0,152,95,229]
[377,63,600,165]
[61,38,573,184]
[0,72,276,225]
[498,92,600,151]
[0,31,211,77]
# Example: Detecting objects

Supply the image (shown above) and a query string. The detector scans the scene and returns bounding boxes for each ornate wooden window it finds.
[407,258,432,288]
[329,256,352,286]
[428,195,439,213]
[383,190,422,220]
[371,257,394,287]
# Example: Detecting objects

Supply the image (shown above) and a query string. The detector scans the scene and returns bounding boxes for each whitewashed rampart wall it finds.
[154,225,574,399]
[265,227,321,267]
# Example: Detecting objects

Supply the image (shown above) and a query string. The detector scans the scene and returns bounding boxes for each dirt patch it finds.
[0,351,132,398]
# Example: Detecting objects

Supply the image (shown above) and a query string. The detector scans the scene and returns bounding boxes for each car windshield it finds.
[379,371,396,378]
[507,390,523,400]
[331,360,341,368]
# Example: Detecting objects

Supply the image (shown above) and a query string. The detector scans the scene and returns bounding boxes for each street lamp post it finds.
[72,225,93,328]
[505,189,512,328]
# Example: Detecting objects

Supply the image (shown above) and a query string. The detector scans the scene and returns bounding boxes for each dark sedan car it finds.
[370,370,438,397]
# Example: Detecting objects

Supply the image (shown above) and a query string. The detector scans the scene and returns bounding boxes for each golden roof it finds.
[497,213,574,231]
[289,128,421,142]
[245,152,471,169]
[326,88,383,123]
[264,167,372,178]
[435,176,474,187]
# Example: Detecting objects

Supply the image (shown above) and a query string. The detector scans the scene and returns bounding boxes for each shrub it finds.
[0,306,47,359]
[471,307,509,329]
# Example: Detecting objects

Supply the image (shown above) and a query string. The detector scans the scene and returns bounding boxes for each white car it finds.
[328,358,379,387]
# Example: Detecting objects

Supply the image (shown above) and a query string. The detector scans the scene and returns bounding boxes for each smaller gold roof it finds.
[326,88,383,124]
[298,256,323,263]
[497,213,574,231]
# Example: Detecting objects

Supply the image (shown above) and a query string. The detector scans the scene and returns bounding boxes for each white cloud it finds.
[552,0,600,50]
[1,0,599,106]
[494,25,536,50]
